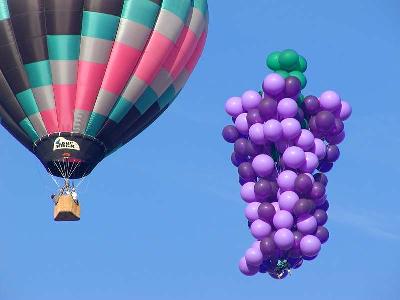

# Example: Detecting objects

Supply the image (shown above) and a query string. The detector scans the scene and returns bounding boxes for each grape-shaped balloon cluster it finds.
[222,50,352,280]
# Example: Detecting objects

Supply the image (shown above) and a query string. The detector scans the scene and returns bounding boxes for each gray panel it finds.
[93,89,119,116]
[154,9,184,43]
[29,113,48,137]
[32,85,55,111]
[79,36,113,63]
[150,69,172,97]
[115,18,152,50]
[50,60,77,84]
[186,8,206,38]
[121,76,147,102]
[73,109,90,133]
[173,69,190,92]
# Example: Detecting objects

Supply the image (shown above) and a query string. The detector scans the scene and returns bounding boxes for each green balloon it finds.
[275,70,289,79]
[289,71,307,89]
[301,119,309,129]
[297,56,308,72]
[297,94,305,106]
[278,49,299,71]
[266,51,281,71]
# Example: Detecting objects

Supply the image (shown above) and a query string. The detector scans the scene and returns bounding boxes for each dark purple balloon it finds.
[293,198,316,217]
[246,109,263,126]
[258,202,276,222]
[310,182,326,199]
[254,180,273,200]
[314,209,328,225]
[294,173,313,197]
[247,141,264,158]
[308,116,318,134]
[303,255,317,261]
[269,181,279,201]
[313,173,328,186]
[234,138,248,156]
[260,237,276,257]
[287,248,302,259]
[315,111,335,133]
[318,160,334,173]
[238,162,256,181]
[296,107,305,122]
[318,200,330,211]
[285,76,301,97]
[303,95,320,115]
[231,152,248,167]
[222,125,240,143]
[293,231,304,249]
[326,145,340,162]
[315,226,330,243]
[258,97,278,121]
[330,118,344,135]
[288,256,302,267]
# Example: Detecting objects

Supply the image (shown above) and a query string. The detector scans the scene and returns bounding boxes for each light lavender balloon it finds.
[300,235,321,257]
[281,118,301,140]
[273,210,294,229]
[337,101,352,121]
[252,240,261,250]
[297,214,318,235]
[300,152,319,173]
[245,202,261,222]
[242,90,262,111]
[278,98,298,119]
[277,170,297,191]
[235,113,249,135]
[319,90,341,112]
[263,119,283,142]
[240,182,256,203]
[251,219,272,240]
[274,228,295,250]
[312,138,326,160]
[252,154,275,178]
[278,191,300,212]
[239,257,259,276]
[263,73,285,96]
[249,123,265,145]
[282,146,306,169]
[295,129,315,151]
[245,247,264,266]
[271,201,281,212]
[225,96,244,117]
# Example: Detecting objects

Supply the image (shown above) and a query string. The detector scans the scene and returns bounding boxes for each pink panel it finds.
[53,84,76,132]
[135,32,174,84]
[40,109,59,133]
[185,31,207,73]
[102,42,143,95]
[75,61,107,111]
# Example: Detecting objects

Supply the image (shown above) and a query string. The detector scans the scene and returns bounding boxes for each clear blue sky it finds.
[0,1,399,299]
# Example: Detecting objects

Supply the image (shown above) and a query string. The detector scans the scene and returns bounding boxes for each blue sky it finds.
[0,1,399,299]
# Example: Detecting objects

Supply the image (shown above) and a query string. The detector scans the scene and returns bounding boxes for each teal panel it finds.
[85,112,107,137]
[16,90,40,116]
[82,11,120,40]
[158,85,176,109]
[0,0,9,20]
[109,97,133,123]
[122,0,160,28]
[134,87,158,114]
[194,0,208,16]
[47,35,80,60]
[19,118,39,141]
[24,61,52,88]
[162,0,191,22]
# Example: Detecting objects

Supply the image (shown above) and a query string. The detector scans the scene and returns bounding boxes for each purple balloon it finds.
[249,123,265,145]
[263,73,285,96]
[284,76,301,98]
[239,257,259,276]
[318,200,330,211]
[246,109,263,126]
[293,231,304,249]
[281,118,301,140]
[319,90,341,112]
[313,173,328,186]
[282,146,306,169]
[245,247,263,266]
[300,235,321,257]
[296,107,305,122]
[277,170,297,191]
[310,182,326,199]
[271,202,281,213]
[247,141,264,158]
[235,113,249,135]
[300,152,319,173]
[315,111,335,133]
[315,226,330,243]
[222,125,240,143]
[251,219,272,240]
[330,118,344,136]
[295,129,315,151]
[303,95,320,115]
[275,139,293,154]
[238,162,256,181]
[278,98,298,119]
[314,209,328,226]
[314,194,327,207]
[297,214,318,234]
[308,116,322,138]
[269,181,279,201]
[326,131,346,145]
[293,198,316,217]
[273,210,294,229]
[338,101,352,121]
[312,138,327,160]
[326,144,340,162]
[252,154,274,178]
[258,97,278,121]
[264,119,283,142]
[225,97,243,117]
[278,191,299,212]
[274,228,295,250]
[240,182,256,203]
[234,138,249,156]
[242,90,262,111]
[294,173,313,197]
[318,160,334,173]
[260,237,276,257]
[258,202,276,222]
[254,180,273,201]
[245,202,261,222]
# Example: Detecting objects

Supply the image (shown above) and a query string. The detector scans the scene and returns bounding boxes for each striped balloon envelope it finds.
[0,0,208,179]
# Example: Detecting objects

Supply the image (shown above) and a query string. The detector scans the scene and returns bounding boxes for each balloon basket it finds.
[54,195,80,221]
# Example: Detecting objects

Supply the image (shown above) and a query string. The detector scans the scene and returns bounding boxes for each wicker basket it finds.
[54,195,80,221]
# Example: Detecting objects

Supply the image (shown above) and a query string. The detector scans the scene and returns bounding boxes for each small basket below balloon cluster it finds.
[222,50,352,280]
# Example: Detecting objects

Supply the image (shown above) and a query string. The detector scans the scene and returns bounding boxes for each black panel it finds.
[45,0,83,11]
[45,11,83,35]
[0,70,26,122]
[0,20,15,45]
[7,0,44,15]
[18,36,48,64]
[84,0,124,16]
[0,42,22,72]
[10,12,46,40]
[0,105,32,151]
[3,66,30,93]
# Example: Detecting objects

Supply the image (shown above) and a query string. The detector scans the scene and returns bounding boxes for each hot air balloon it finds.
[0,0,209,220]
